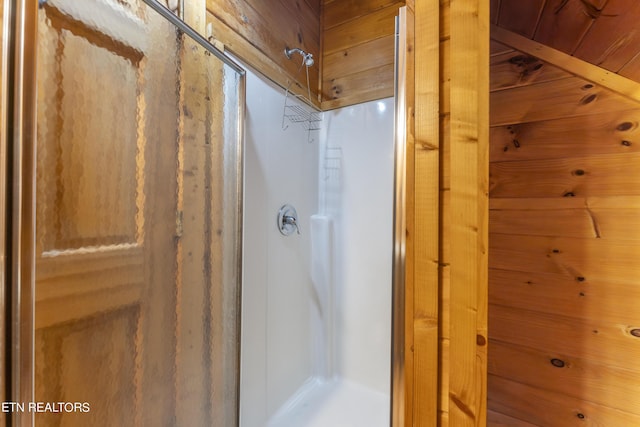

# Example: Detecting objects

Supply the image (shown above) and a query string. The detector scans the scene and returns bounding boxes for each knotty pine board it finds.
[323,5,398,55]
[491,76,640,126]
[488,340,640,416]
[489,233,640,284]
[323,0,401,29]
[573,0,640,74]
[490,50,572,91]
[490,109,640,162]
[494,0,545,38]
[489,267,640,326]
[487,409,538,427]
[489,304,640,371]
[488,375,640,427]
[489,207,640,241]
[321,1,401,108]
[489,152,640,198]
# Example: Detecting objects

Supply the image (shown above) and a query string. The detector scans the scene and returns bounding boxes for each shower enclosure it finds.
[3,0,408,425]
[4,0,244,424]
[240,64,395,427]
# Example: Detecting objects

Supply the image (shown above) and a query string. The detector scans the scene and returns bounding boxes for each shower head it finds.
[285,47,314,67]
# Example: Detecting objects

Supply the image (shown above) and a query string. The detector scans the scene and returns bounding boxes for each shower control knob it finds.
[278,204,300,236]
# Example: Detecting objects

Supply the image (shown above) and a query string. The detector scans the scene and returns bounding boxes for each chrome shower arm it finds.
[284,47,314,67]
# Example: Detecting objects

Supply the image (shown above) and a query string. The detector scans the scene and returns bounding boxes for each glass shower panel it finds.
[34,0,242,425]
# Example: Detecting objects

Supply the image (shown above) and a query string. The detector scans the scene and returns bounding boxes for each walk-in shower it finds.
[240,61,395,426]
[4,0,402,425]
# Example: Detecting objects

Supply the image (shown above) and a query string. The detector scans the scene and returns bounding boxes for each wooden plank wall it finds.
[407,0,489,425]
[206,0,321,107]
[321,0,404,110]
[205,0,404,110]
[487,37,640,426]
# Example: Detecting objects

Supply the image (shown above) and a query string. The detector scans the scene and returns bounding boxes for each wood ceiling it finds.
[491,0,640,83]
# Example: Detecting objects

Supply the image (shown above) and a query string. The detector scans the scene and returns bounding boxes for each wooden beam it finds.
[448,0,489,425]
[491,24,640,104]
[412,0,440,425]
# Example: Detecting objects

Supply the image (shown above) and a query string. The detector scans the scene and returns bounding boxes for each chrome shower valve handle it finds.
[278,204,301,236]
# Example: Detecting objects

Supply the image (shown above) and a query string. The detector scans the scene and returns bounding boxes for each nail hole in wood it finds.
[631,329,640,338]
[579,292,586,297]
[574,169,585,176]
[576,276,586,282]
[552,249,560,253]
[593,330,599,334]
[550,358,565,368]
[563,191,576,197]
[622,140,632,146]
[582,84,594,89]
[513,139,520,148]
[577,413,585,419]
[617,122,634,131]
[503,146,509,152]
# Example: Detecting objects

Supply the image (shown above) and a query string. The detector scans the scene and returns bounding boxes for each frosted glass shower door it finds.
[33,0,243,425]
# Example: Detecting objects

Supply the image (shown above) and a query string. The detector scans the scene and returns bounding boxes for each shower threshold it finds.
[267,377,389,427]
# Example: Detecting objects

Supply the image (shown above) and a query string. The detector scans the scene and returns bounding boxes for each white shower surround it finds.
[241,68,394,427]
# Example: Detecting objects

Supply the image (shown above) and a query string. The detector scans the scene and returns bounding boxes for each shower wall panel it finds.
[241,68,319,426]
[321,98,394,393]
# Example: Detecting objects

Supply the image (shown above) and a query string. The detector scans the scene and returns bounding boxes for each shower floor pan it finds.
[267,377,389,427]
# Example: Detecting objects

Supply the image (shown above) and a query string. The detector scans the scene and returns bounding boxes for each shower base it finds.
[267,377,389,427]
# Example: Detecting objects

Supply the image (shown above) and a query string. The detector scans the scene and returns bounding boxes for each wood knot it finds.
[631,328,640,338]
[579,94,597,105]
[476,334,487,346]
[582,84,594,89]
[617,122,634,131]
[508,55,537,66]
